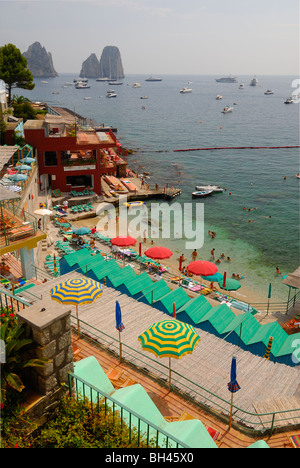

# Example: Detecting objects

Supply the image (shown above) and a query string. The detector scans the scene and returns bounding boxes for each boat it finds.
[215,75,237,83]
[192,190,213,198]
[284,97,294,104]
[195,185,223,193]
[180,87,192,93]
[108,81,123,85]
[132,83,142,88]
[216,94,223,100]
[84,97,91,100]
[140,96,148,99]
[264,90,274,95]
[221,106,233,113]
[239,83,244,89]
[250,77,258,86]
[75,81,91,89]
[145,76,162,81]
[124,201,146,207]
[106,91,117,98]
[96,77,110,81]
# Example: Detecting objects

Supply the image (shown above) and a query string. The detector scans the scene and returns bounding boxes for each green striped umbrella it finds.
[138,319,200,390]
[51,278,103,331]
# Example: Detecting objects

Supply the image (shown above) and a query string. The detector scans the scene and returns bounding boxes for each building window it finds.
[44,151,58,166]
[66,175,93,188]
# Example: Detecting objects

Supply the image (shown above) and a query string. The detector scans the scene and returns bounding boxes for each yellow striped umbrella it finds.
[138,319,200,390]
[50,278,103,331]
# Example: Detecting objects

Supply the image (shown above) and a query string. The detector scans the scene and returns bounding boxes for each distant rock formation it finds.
[79,53,100,79]
[79,46,124,79]
[23,42,58,78]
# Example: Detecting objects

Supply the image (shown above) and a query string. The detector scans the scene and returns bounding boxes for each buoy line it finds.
[173,145,300,152]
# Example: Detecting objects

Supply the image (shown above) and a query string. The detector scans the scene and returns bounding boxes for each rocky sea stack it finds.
[23,42,58,78]
[80,46,124,79]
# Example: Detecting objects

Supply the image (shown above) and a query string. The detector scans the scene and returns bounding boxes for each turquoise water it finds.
[17,74,299,301]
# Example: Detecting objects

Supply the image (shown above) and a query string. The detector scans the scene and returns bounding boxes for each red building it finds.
[20,111,126,196]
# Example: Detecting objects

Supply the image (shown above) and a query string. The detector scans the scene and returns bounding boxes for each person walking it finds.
[192,249,198,261]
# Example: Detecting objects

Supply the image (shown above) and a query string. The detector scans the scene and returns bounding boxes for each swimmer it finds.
[232,273,242,279]
[216,259,221,264]
[220,253,225,258]
[211,232,216,239]
[227,256,232,261]
[276,267,281,274]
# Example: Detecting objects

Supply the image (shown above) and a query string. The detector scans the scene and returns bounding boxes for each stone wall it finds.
[17,297,74,395]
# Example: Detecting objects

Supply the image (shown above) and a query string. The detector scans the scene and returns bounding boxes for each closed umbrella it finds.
[115,300,125,362]
[50,278,103,332]
[138,319,200,391]
[227,356,241,429]
[74,226,91,235]
[187,260,217,277]
[144,246,173,260]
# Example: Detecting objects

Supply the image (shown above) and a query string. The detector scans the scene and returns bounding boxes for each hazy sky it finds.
[1,0,299,75]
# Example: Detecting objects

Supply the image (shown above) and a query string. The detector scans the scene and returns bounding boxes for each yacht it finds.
[145,76,162,82]
[221,106,233,113]
[106,90,117,98]
[215,75,237,83]
[180,87,192,93]
[216,94,223,100]
[250,77,258,86]
[108,81,123,85]
[75,81,91,89]
[264,90,274,95]
[132,83,142,88]
[239,83,244,89]
[284,97,294,104]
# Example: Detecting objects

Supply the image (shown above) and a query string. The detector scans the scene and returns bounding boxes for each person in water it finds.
[276,267,281,274]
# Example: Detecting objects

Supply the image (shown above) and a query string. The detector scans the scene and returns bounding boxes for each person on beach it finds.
[91,226,97,235]
[211,232,216,239]
[276,267,281,274]
[37,218,42,229]
[210,248,215,259]
[192,249,198,261]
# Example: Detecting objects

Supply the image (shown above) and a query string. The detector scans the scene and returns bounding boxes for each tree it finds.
[0,43,35,104]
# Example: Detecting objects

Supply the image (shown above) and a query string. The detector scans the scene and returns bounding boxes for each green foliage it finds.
[0,307,49,405]
[31,394,154,448]
[11,95,37,122]
[0,43,35,103]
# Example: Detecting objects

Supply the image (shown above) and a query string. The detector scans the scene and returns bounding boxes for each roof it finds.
[0,186,21,202]
[0,145,19,169]
[282,267,300,289]
[23,120,45,130]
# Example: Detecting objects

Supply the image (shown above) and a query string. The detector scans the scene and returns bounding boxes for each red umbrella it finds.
[144,246,173,260]
[187,260,218,276]
[110,236,137,247]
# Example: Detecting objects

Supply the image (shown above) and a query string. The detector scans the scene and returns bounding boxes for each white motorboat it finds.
[180,87,192,93]
[106,91,117,98]
[216,94,223,100]
[264,90,274,95]
[75,81,91,89]
[84,97,91,100]
[239,83,244,89]
[250,77,258,86]
[192,190,213,198]
[284,97,294,104]
[140,96,148,99]
[221,106,233,113]
[195,185,223,193]
[132,83,142,88]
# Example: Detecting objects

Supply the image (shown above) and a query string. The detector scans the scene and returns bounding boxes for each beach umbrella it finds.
[34,208,53,229]
[15,164,32,171]
[7,173,28,181]
[218,277,241,291]
[20,157,35,163]
[50,278,103,332]
[74,226,91,235]
[187,260,217,277]
[201,272,223,282]
[138,319,200,391]
[115,300,125,363]
[144,246,173,260]
[263,336,273,360]
[227,356,241,429]
[110,235,137,247]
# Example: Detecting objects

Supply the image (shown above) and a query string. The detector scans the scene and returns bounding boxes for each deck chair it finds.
[105,367,124,382]
[290,434,300,448]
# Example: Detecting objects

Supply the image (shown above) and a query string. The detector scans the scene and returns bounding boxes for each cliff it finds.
[79,46,124,79]
[79,53,100,79]
[23,42,58,78]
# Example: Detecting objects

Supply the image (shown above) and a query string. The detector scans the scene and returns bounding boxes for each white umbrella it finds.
[34,208,53,229]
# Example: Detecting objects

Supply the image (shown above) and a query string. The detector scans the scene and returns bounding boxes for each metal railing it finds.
[68,372,189,448]
[71,314,300,436]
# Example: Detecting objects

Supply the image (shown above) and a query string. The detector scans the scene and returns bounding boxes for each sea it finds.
[16,74,300,303]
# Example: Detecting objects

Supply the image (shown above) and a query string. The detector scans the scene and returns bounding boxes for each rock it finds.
[99,46,124,80]
[79,53,100,79]
[23,42,58,78]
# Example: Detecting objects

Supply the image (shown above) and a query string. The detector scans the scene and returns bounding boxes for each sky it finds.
[0,0,299,76]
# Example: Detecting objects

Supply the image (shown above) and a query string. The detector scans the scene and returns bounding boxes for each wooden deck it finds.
[71,333,296,448]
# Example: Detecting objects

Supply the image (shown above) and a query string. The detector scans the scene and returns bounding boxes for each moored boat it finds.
[195,185,223,193]
[192,190,213,198]
[221,106,233,113]
[284,97,294,104]
[264,89,274,95]
[216,94,223,100]
[180,87,192,93]
[250,76,258,86]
